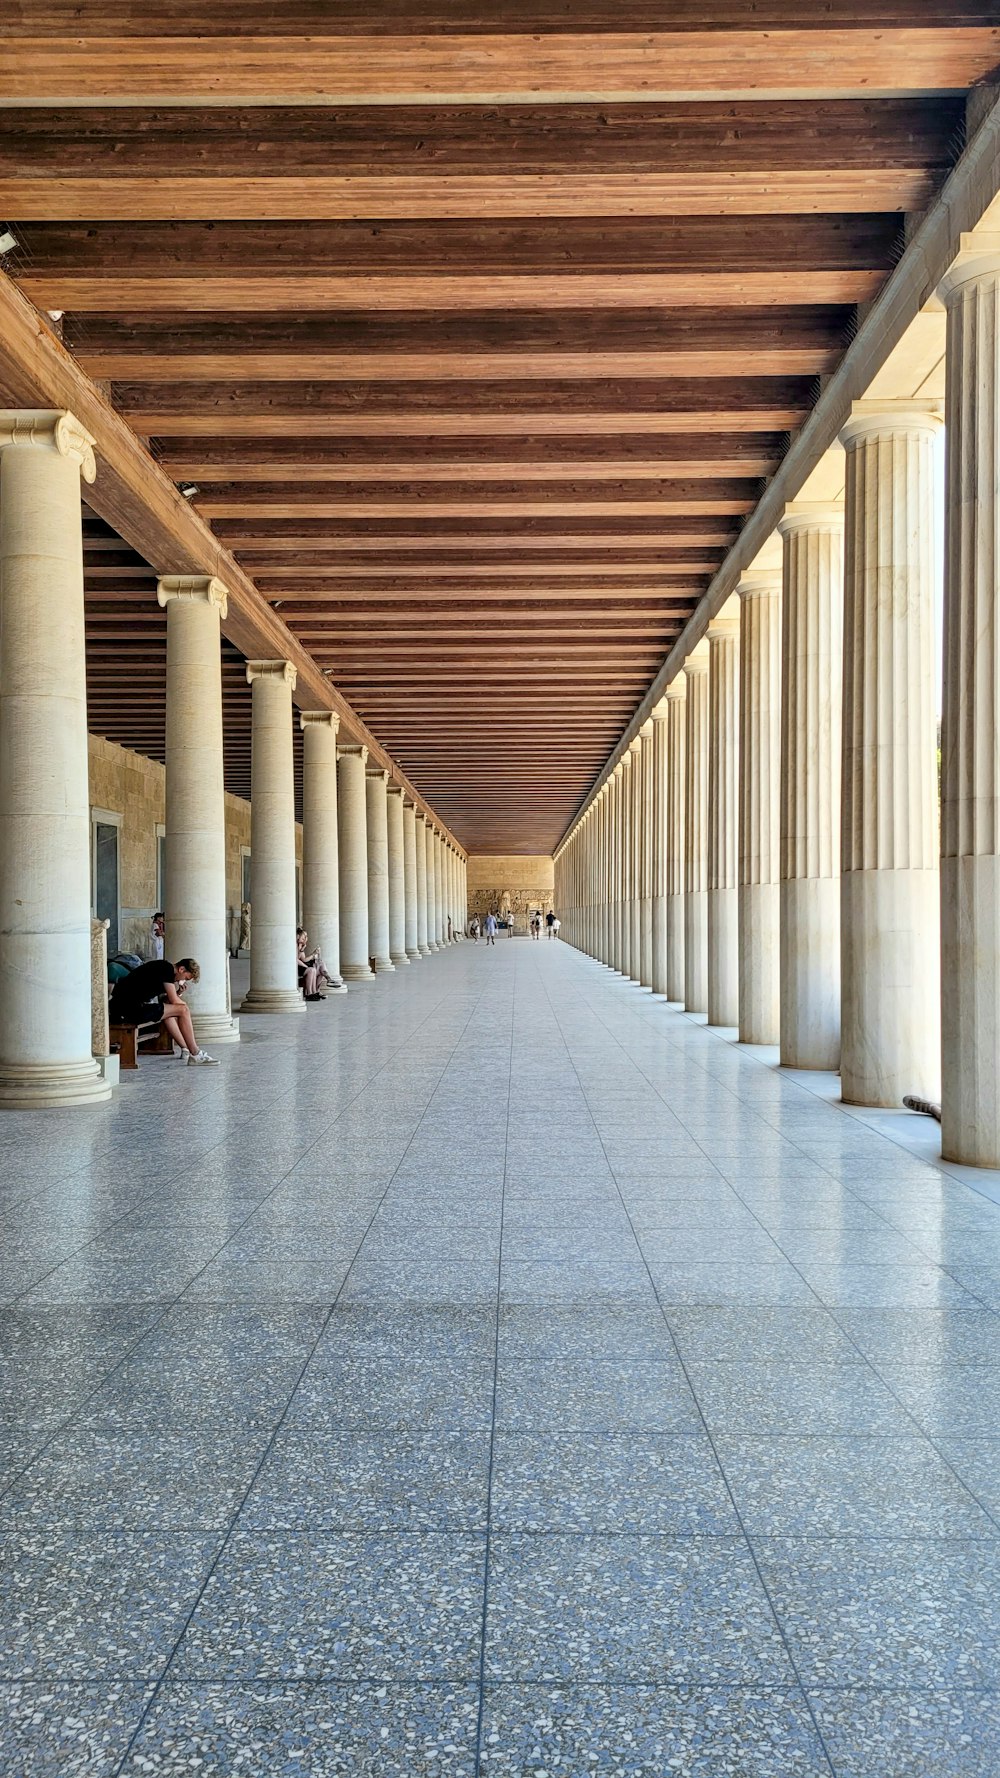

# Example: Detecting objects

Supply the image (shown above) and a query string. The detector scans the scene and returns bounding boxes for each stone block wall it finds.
[466,853,555,933]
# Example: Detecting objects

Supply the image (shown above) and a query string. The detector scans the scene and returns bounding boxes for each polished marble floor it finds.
[2,939,1000,1774]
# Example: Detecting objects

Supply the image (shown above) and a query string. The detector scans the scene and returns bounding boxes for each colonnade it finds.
[0,404,467,1107]
[555,240,1000,1170]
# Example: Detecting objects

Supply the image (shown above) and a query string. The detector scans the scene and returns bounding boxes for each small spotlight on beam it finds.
[0,228,19,256]
[46,309,64,321]
[178,483,199,499]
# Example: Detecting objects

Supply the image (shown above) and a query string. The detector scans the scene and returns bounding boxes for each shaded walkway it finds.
[2,941,1000,1774]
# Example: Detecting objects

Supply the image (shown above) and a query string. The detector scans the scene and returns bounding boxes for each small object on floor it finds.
[186,1049,219,1065]
[903,1093,942,1121]
[305,992,326,1002]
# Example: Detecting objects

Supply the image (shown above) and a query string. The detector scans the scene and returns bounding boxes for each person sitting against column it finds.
[296,928,327,1001]
[108,957,218,1065]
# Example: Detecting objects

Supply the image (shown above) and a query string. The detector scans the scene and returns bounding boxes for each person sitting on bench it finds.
[108,957,218,1066]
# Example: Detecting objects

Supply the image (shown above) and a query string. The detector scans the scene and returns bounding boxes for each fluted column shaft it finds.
[639,721,654,987]
[738,568,782,1045]
[707,607,741,1028]
[628,737,643,981]
[365,768,394,972]
[387,785,409,965]
[684,645,710,1013]
[434,835,447,944]
[337,745,374,981]
[778,506,844,1068]
[650,706,669,995]
[939,244,1000,1163]
[839,403,941,1106]
[415,813,430,954]
[425,822,439,951]
[300,711,347,996]
[0,410,110,1106]
[618,757,632,977]
[241,660,304,1013]
[403,799,420,958]
[665,678,687,1004]
[159,576,239,1043]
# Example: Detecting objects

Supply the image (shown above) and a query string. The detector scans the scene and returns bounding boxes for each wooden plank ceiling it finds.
[0,2,992,853]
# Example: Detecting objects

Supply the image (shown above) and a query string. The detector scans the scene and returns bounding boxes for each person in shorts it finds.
[108,957,217,1065]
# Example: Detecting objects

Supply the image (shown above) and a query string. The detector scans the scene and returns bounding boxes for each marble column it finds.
[939,242,1000,1163]
[609,773,622,971]
[639,719,655,988]
[337,744,375,981]
[158,575,240,1043]
[240,660,304,1013]
[737,562,782,1046]
[403,799,421,957]
[299,711,347,995]
[778,504,844,1069]
[650,702,670,996]
[0,410,110,1106]
[434,834,447,944]
[386,783,409,966]
[415,812,430,955]
[684,643,710,1014]
[664,676,687,1004]
[365,766,395,972]
[619,754,633,978]
[707,601,741,1029]
[839,401,941,1106]
[425,820,439,951]
[598,785,611,965]
[628,736,643,982]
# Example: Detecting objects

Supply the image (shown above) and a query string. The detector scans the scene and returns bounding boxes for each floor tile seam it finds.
[108,965,506,1778]
[537,958,842,1778]
[473,958,517,1778]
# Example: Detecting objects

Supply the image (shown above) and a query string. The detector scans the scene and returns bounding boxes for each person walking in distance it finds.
[484,911,498,947]
[531,911,542,941]
[546,909,557,940]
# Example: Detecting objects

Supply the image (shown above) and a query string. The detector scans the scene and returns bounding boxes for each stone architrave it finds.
[839,401,941,1106]
[707,600,741,1029]
[0,410,111,1105]
[300,711,347,993]
[664,676,687,1003]
[778,503,844,1069]
[158,574,240,1042]
[939,239,1000,1164]
[683,643,710,1014]
[240,660,304,1014]
[337,743,375,981]
[387,784,409,965]
[737,560,782,1046]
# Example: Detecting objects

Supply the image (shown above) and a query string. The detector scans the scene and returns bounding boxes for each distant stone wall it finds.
[87,734,300,956]
[466,853,555,932]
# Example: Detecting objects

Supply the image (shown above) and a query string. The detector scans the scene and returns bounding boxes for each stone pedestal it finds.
[240,660,304,1014]
[365,767,395,972]
[683,643,710,1014]
[337,744,375,981]
[737,564,782,1046]
[159,575,240,1042]
[91,918,110,1062]
[664,677,687,1003]
[403,799,421,958]
[300,711,347,993]
[415,812,431,955]
[387,784,409,965]
[778,504,844,1068]
[839,402,941,1106]
[939,240,1000,1163]
[707,603,741,1029]
[0,412,111,1105]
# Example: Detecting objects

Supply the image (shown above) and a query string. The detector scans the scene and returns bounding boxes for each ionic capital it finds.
[299,710,340,733]
[938,231,1000,305]
[337,743,368,765]
[366,765,390,785]
[387,782,406,799]
[246,658,297,689]
[839,398,943,451]
[0,409,96,483]
[157,574,228,617]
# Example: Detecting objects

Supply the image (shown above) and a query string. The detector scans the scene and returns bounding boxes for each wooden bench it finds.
[109,1019,175,1071]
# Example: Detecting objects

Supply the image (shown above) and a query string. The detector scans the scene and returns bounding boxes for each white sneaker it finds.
[187,1050,219,1066]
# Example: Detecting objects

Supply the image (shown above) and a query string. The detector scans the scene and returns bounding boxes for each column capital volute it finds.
[247,658,297,689]
[0,409,96,483]
[299,710,340,733]
[157,574,229,617]
[386,781,406,799]
[366,765,390,785]
[778,500,844,537]
[662,674,687,704]
[938,231,1000,304]
[839,398,943,451]
[337,742,369,765]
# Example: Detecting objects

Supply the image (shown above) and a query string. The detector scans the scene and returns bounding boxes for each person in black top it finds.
[108,957,218,1065]
[546,909,556,938]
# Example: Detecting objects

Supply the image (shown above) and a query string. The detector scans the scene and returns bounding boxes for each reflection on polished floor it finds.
[3,940,1000,1775]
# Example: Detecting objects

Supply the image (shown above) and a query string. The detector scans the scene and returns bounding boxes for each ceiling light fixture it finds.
[0,228,19,256]
[178,482,199,499]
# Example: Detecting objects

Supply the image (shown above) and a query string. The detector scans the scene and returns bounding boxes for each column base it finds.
[239,988,306,1014]
[342,963,376,982]
[372,956,396,972]
[0,1057,112,1109]
[390,951,410,966]
[193,1012,241,1045]
[324,982,348,995]
[406,946,422,960]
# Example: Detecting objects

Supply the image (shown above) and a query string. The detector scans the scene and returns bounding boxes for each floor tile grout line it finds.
[109,953,500,1776]
[473,956,516,1775]
[536,963,842,1778]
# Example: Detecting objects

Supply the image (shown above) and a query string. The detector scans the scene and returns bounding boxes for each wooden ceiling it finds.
[0,2,993,852]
